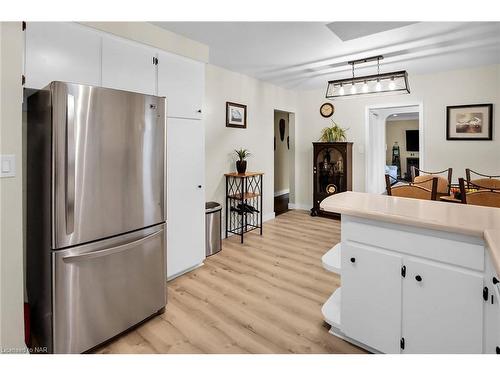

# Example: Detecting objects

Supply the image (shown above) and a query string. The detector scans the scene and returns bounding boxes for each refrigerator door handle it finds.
[65,94,75,235]
[61,229,163,263]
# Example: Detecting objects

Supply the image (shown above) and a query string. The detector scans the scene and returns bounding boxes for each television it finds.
[406,130,419,152]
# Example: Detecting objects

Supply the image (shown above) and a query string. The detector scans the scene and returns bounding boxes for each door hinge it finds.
[152,57,159,65]
[22,21,26,31]
[22,75,25,86]
[400,337,405,350]
[401,265,406,278]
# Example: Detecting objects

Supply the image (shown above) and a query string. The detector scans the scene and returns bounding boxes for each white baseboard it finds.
[263,212,275,222]
[274,189,290,197]
[288,203,312,211]
[167,262,204,281]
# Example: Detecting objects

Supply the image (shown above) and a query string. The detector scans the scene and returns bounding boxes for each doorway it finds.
[273,110,295,216]
[385,111,420,183]
[365,103,423,193]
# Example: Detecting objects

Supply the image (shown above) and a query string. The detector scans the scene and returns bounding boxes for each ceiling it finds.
[153,22,500,90]
[386,112,419,122]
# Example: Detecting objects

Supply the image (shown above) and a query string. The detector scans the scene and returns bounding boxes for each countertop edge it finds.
[484,229,500,276]
[320,192,500,277]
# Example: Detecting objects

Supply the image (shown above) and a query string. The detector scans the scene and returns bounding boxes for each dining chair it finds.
[411,166,452,196]
[465,169,500,189]
[458,177,500,208]
[385,174,438,201]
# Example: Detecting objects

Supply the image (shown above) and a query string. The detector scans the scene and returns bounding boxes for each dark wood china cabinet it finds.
[311,142,353,218]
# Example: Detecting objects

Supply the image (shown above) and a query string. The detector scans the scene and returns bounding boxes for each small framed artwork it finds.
[446,104,493,140]
[226,102,247,129]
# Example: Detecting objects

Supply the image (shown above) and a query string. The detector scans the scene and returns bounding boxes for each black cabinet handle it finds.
[415,275,422,282]
[496,346,500,354]
[350,257,355,263]
[483,287,489,301]
[493,277,499,285]
[198,185,202,188]
[197,109,202,113]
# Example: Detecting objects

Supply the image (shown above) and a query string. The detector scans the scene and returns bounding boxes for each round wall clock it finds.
[320,102,335,118]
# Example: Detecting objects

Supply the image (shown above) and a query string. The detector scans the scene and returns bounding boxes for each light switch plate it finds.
[0,154,16,178]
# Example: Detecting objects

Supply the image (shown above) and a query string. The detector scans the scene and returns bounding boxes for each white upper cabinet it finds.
[101,36,157,96]
[25,22,206,114]
[25,22,101,89]
[157,50,205,119]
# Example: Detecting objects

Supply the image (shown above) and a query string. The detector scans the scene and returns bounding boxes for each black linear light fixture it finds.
[325,55,410,99]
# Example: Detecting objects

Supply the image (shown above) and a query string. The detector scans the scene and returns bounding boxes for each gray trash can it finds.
[205,202,222,256]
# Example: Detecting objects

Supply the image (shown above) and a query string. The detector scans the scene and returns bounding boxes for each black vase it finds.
[236,160,247,174]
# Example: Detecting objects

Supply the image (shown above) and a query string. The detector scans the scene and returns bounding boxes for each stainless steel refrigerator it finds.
[27,82,167,353]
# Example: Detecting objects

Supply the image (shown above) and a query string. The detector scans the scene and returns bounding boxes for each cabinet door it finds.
[167,118,205,278]
[157,51,205,119]
[492,278,500,354]
[402,258,483,353]
[102,36,157,95]
[25,22,101,89]
[484,252,500,353]
[341,243,403,353]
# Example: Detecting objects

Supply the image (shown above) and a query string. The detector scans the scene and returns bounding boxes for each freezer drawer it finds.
[52,223,166,353]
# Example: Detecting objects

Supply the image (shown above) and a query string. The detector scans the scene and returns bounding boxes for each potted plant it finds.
[319,120,348,142]
[234,148,251,174]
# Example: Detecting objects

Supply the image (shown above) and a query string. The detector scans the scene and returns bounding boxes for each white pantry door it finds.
[167,118,205,279]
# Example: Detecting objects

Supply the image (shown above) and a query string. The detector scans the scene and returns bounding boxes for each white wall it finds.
[0,22,25,352]
[204,64,297,224]
[295,64,500,208]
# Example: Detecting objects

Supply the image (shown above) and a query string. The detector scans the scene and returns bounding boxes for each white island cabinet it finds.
[320,192,500,354]
[342,243,402,353]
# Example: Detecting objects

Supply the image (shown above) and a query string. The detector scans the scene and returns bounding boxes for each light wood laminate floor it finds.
[95,210,365,354]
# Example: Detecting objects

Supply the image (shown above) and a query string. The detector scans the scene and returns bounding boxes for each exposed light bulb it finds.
[389,79,396,90]
[375,80,382,91]
[362,82,369,93]
[338,85,345,95]
[350,84,357,94]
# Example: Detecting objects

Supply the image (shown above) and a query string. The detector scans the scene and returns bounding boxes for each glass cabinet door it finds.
[316,147,345,195]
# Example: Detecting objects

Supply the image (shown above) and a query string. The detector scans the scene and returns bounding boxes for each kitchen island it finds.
[320,192,500,354]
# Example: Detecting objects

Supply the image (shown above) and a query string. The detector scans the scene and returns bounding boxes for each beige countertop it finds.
[320,192,500,275]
